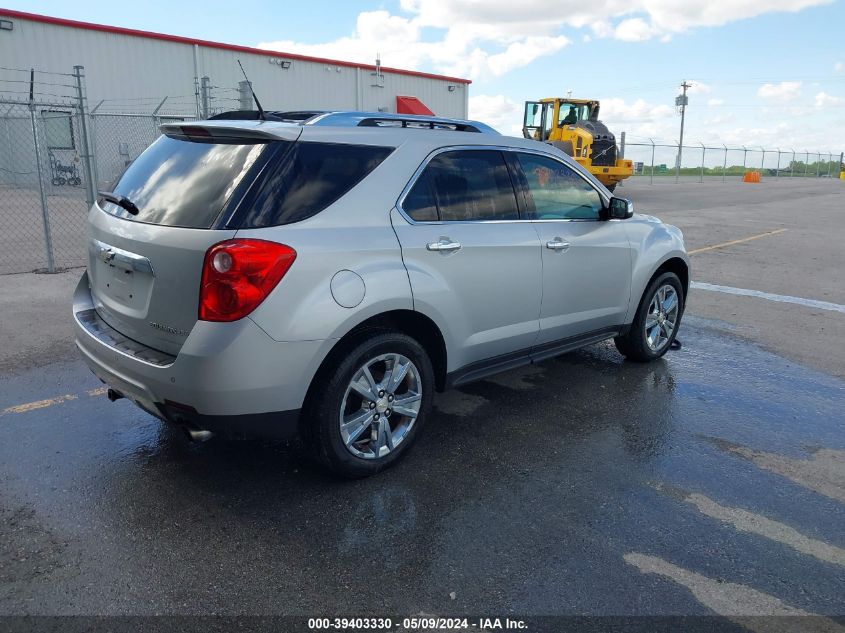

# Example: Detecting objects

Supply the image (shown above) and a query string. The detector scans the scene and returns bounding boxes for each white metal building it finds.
[0,8,470,118]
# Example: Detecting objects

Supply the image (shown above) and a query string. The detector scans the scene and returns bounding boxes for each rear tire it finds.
[305,331,434,478]
[615,272,684,362]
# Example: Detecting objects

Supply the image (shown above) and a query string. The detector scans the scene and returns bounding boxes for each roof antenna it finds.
[237,59,266,121]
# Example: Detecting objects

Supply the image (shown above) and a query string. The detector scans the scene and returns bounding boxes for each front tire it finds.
[306,332,434,478]
[615,272,684,362]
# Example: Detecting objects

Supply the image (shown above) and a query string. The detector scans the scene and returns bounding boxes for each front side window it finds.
[516,153,604,221]
[402,150,519,222]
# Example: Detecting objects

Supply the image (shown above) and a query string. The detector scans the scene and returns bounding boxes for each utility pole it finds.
[675,80,691,183]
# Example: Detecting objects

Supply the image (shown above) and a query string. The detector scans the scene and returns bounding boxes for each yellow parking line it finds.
[2,387,108,416]
[688,228,787,255]
[3,394,78,415]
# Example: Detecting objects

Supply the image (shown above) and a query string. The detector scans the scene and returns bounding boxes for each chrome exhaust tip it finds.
[184,427,214,442]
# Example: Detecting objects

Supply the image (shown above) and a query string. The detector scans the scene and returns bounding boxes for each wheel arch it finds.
[652,256,690,299]
[307,309,449,400]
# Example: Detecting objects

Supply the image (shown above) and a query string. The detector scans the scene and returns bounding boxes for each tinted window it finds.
[236,142,393,227]
[102,135,269,228]
[403,171,438,222]
[517,153,604,220]
[406,150,518,222]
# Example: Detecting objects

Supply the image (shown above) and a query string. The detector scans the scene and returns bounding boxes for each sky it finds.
[5,0,845,164]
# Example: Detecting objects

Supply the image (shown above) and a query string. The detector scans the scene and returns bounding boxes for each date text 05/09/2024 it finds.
[307,617,529,630]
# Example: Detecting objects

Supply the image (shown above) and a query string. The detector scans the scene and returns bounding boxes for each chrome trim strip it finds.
[75,308,175,368]
[90,239,155,276]
[394,144,610,226]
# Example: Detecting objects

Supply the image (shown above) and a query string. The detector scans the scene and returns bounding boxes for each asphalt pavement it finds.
[0,177,842,630]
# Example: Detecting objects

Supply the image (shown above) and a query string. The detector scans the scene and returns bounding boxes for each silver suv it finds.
[73,111,689,477]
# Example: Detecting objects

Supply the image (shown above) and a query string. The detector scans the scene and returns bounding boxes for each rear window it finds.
[101,135,270,228]
[231,142,393,228]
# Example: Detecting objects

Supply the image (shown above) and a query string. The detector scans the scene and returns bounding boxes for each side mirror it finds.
[607,196,634,220]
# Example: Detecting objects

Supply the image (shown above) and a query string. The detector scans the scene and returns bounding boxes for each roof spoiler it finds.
[208,110,326,123]
[159,121,301,143]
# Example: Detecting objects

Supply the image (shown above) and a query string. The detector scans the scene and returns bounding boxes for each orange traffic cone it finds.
[743,171,761,183]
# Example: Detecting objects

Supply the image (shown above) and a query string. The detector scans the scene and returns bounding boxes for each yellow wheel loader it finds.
[522,98,633,192]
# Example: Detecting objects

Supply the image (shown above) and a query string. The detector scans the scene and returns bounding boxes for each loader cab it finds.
[523,99,600,141]
[556,100,599,125]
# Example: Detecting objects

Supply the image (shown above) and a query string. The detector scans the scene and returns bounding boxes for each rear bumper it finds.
[73,272,327,439]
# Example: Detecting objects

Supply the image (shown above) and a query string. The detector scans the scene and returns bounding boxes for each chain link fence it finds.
[0,66,195,274]
[1,64,844,274]
[621,137,844,184]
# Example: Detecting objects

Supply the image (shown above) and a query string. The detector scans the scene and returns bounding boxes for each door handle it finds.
[546,239,571,251]
[427,238,462,253]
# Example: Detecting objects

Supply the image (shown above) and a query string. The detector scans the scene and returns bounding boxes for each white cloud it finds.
[814,91,844,107]
[404,0,833,42]
[687,80,712,95]
[468,94,524,135]
[485,36,571,76]
[757,81,803,100]
[835,61,844,72]
[708,98,725,107]
[614,18,657,42]
[257,10,570,80]
[256,0,834,82]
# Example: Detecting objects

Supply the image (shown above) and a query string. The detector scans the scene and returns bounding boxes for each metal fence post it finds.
[742,146,748,172]
[152,96,168,137]
[28,100,56,273]
[722,145,727,182]
[760,147,765,173]
[699,142,705,182]
[804,151,810,177]
[828,152,833,178]
[649,138,655,185]
[790,150,795,177]
[73,65,97,205]
[816,153,821,178]
[201,76,210,119]
[775,149,781,178]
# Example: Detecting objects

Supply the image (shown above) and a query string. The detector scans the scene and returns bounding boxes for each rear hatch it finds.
[87,123,301,355]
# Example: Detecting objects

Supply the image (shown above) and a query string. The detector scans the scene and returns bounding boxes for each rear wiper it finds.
[98,191,140,216]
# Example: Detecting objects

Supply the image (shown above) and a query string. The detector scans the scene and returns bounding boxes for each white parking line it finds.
[623,553,845,630]
[676,489,845,567]
[718,445,845,504]
[691,281,845,314]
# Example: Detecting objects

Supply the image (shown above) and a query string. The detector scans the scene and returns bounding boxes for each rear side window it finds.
[233,142,393,228]
[101,135,270,228]
[402,150,519,222]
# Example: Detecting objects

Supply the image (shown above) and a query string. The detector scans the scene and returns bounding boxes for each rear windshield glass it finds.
[231,142,393,228]
[100,135,270,228]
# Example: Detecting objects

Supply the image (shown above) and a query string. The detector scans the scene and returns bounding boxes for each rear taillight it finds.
[199,239,296,322]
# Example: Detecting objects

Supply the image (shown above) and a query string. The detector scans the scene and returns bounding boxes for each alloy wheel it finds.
[339,353,423,459]
[644,284,679,352]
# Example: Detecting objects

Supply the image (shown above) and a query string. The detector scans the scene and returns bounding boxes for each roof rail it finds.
[307,111,499,134]
[204,110,499,134]
[357,117,482,132]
